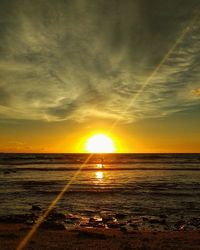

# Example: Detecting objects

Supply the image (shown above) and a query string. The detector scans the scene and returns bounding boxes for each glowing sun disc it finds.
[86,134,115,153]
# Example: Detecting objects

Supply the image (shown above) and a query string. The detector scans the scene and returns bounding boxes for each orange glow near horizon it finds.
[1,126,200,153]
[85,134,115,153]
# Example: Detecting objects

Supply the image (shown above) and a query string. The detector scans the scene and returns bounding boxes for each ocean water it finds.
[1,153,200,225]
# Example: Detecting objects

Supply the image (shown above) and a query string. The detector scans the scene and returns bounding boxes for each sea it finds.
[1,153,200,229]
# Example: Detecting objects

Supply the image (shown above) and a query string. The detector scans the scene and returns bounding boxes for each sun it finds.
[85,134,115,153]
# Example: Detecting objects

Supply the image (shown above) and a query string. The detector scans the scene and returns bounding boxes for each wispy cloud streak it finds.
[0,0,200,123]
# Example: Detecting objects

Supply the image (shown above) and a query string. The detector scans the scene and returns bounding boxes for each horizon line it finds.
[0,152,200,154]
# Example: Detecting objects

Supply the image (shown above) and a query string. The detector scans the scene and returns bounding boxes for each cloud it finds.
[191,88,200,96]
[2,140,45,152]
[0,0,200,123]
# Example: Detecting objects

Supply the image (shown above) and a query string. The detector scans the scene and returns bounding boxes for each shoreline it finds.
[1,210,200,232]
[1,223,200,250]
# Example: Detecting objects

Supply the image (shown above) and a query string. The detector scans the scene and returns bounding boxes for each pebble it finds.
[3,209,200,233]
[149,219,160,224]
[159,214,168,219]
[65,213,81,221]
[142,217,149,222]
[189,217,200,227]
[120,226,127,233]
[25,219,35,225]
[107,221,120,228]
[159,219,167,225]
[115,213,127,219]
[89,217,102,223]
[31,205,42,212]
[80,222,92,227]
[174,220,185,229]
[129,223,138,230]
[0,214,37,224]
[48,212,66,220]
[102,215,116,224]
[41,221,66,230]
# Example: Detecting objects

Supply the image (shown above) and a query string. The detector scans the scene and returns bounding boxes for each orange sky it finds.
[0,110,200,153]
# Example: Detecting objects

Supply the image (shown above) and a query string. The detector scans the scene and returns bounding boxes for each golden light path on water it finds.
[17,9,200,250]
[96,171,104,180]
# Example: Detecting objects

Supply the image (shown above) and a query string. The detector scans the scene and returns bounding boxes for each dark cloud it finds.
[0,0,200,123]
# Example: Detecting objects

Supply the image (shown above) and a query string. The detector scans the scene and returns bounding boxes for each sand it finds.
[0,223,200,250]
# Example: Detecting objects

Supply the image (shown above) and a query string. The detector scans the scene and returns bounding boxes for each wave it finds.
[3,166,200,171]
[0,153,200,165]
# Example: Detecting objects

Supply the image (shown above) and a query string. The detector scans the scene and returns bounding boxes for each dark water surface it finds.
[1,153,200,227]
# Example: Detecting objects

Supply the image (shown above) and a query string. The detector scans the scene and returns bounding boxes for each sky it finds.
[0,0,200,153]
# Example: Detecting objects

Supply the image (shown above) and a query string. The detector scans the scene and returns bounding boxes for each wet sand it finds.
[1,223,200,250]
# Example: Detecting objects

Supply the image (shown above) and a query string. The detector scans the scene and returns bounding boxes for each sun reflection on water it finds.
[96,163,103,169]
[95,171,104,179]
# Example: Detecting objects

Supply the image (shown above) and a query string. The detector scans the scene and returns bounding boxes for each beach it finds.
[1,223,200,250]
[1,202,200,250]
